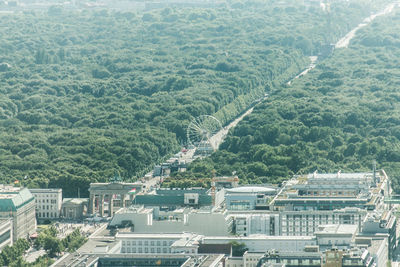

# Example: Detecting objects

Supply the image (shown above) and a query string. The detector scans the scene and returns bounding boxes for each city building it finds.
[133,187,224,210]
[0,185,36,242]
[29,188,62,221]
[203,235,316,253]
[228,207,366,237]
[233,213,280,236]
[61,198,88,220]
[51,253,227,267]
[280,208,367,236]
[134,188,212,209]
[117,232,202,254]
[0,219,13,250]
[271,171,385,211]
[359,209,396,259]
[225,186,276,211]
[109,206,233,236]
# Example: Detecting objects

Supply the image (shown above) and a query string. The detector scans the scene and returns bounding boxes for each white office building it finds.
[116,232,202,254]
[30,188,62,220]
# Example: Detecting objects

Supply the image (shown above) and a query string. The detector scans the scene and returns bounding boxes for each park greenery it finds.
[168,8,400,193]
[0,0,392,196]
[34,226,87,257]
[0,225,86,266]
[0,238,53,267]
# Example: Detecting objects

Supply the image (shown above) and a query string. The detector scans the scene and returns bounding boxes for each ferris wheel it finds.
[187,115,223,151]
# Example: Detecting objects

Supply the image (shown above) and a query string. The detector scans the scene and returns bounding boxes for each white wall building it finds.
[30,188,62,220]
[116,232,202,254]
[110,206,233,236]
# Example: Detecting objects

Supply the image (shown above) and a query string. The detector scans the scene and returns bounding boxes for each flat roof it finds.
[307,172,373,179]
[116,233,188,239]
[315,224,358,235]
[204,235,315,241]
[226,186,275,194]
[29,188,62,193]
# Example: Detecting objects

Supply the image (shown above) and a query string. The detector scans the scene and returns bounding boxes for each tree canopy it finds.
[0,0,391,196]
[170,8,400,192]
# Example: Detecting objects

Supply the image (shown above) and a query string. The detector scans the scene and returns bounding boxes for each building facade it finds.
[0,219,12,251]
[0,186,36,242]
[30,188,62,221]
[61,198,88,220]
[117,232,201,254]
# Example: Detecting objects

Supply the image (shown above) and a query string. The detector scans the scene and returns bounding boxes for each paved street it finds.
[24,248,46,263]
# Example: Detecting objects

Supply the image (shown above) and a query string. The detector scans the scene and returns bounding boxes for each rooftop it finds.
[204,235,315,241]
[307,172,375,179]
[0,186,34,212]
[226,186,276,194]
[116,233,191,239]
[315,224,358,236]
[62,198,88,205]
[29,188,62,193]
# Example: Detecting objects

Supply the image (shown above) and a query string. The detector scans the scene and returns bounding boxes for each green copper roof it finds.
[0,188,34,212]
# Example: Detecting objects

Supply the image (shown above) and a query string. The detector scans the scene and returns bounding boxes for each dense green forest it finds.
[168,7,400,192]
[0,0,390,196]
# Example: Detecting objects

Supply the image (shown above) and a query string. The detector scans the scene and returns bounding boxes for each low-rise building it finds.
[272,171,384,211]
[0,186,36,242]
[29,188,62,221]
[117,232,202,254]
[359,209,396,259]
[203,235,316,253]
[110,206,233,236]
[61,198,88,220]
[225,186,276,211]
[133,188,223,210]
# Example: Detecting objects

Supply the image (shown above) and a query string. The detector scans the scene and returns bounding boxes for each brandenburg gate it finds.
[88,177,142,217]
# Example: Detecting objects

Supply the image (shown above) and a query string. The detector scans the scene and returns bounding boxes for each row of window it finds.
[121,247,170,253]
[36,199,57,204]
[39,205,57,211]
[121,240,174,246]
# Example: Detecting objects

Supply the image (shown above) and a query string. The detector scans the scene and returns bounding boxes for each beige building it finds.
[30,188,62,221]
[61,198,88,220]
